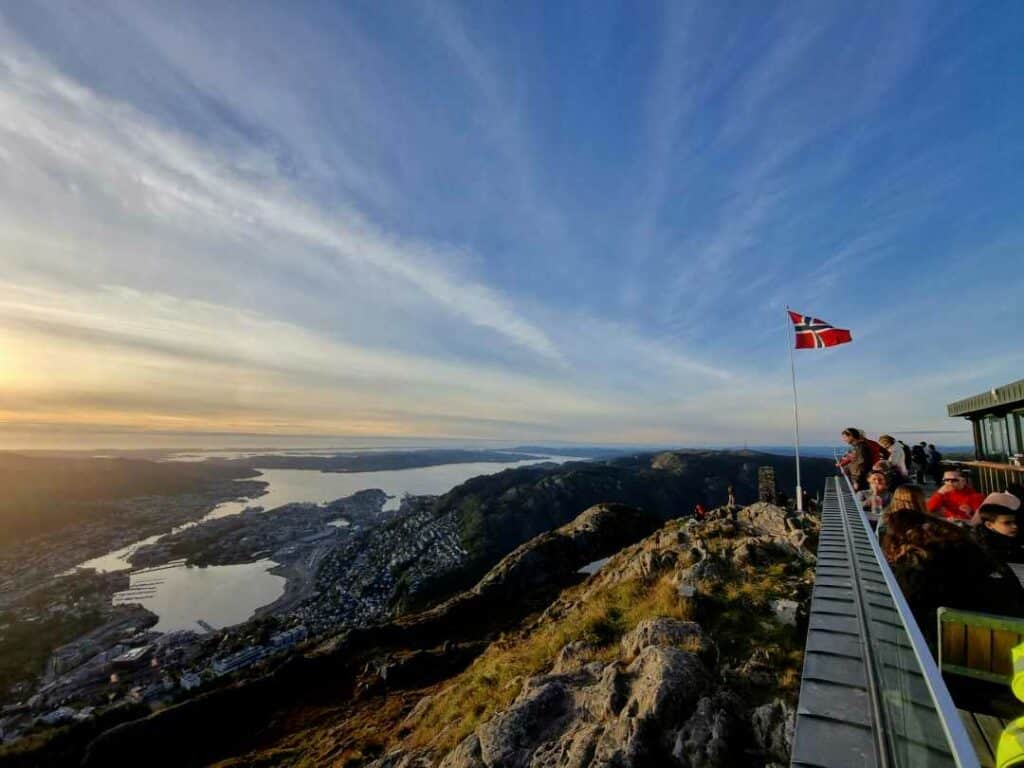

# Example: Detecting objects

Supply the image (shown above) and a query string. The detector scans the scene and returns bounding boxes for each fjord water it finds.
[113,559,286,633]
[80,455,577,633]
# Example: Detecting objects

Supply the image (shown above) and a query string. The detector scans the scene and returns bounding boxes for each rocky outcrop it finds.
[427,635,713,768]
[370,503,817,768]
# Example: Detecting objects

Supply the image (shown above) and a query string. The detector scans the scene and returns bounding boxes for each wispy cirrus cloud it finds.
[0,35,562,362]
[0,1,1020,449]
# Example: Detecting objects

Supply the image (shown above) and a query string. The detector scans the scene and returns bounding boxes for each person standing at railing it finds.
[879,435,908,477]
[837,427,874,491]
[917,442,933,483]
[927,470,985,522]
[927,444,944,484]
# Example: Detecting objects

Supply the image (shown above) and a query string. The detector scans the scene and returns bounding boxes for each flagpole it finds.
[786,306,803,512]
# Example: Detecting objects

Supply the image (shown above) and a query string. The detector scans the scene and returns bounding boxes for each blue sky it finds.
[0,0,1021,448]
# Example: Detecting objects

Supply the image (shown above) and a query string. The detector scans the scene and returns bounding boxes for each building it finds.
[112,645,152,669]
[947,377,1024,461]
[947,377,1024,493]
[211,646,267,677]
[269,625,307,649]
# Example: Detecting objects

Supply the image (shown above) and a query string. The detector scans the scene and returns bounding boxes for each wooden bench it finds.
[938,608,1024,767]
[938,607,1024,686]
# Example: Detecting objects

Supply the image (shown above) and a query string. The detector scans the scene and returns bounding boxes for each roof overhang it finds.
[947,378,1024,418]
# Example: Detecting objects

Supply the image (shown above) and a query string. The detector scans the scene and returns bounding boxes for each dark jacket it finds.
[887,537,1024,647]
[846,441,873,490]
[972,525,1024,566]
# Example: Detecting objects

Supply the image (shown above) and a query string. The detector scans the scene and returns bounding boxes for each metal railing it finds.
[838,473,977,766]
[795,475,978,766]
[949,459,1024,496]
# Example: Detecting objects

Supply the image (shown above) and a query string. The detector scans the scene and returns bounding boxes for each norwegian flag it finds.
[788,310,853,349]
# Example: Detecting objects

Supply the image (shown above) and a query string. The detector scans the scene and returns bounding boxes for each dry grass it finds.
[407,575,694,754]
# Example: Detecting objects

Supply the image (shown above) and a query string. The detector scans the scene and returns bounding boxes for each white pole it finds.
[786,307,803,511]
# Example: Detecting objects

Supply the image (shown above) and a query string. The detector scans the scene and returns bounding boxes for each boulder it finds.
[736,503,792,538]
[621,646,711,729]
[750,699,796,764]
[619,618,710,661]
[475,679,573,767]
[671,692,743,767]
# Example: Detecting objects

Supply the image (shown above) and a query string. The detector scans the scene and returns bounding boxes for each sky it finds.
[0,0,1021,450]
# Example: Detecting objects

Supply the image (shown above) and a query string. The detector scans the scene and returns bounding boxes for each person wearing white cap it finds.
[971,491,1024,565]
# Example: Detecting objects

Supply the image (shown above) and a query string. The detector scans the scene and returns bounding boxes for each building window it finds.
[1010,410,1024,458]
[981,415,1009,461]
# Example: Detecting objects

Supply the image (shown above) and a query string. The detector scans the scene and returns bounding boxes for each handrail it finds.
[833,477,890,767]
[837,473,977,766]
[950,459,1024,474]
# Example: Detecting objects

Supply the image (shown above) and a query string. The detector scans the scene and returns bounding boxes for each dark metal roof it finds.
[947,378,1024,418]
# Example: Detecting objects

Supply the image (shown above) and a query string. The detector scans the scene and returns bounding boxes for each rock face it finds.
[369,502,817,768]
[433,632,713,768]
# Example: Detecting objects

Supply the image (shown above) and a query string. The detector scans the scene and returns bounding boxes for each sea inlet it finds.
[77,455,576,632]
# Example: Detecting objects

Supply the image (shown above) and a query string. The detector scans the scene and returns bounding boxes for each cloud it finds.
[0,33,562,362]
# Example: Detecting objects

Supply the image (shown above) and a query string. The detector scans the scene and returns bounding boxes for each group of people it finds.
[837,427,943,493]
[836,426,1024,645]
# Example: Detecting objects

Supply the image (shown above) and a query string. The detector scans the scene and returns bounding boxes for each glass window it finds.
[982,415,1009,461]
[1010,410,1024,457]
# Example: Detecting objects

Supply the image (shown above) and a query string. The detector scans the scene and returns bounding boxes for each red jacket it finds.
[866,439,885,465]
[927,487,985,521]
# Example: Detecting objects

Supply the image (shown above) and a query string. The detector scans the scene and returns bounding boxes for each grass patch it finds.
[701,561,805,698]
[407,576,693,754]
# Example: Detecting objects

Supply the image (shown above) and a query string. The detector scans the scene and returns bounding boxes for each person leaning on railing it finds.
[837,427,877,491]
[926,470,985,522]
[878,435,909,478]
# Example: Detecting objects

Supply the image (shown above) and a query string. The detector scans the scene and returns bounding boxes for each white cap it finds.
[980,492,1022,513]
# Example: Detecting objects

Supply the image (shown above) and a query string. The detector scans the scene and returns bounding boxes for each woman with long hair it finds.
[889,484,927,514]
[881,506,1024,646]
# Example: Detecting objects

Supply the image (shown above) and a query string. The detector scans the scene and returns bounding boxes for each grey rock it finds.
[621,646,710,732]
[751,698,795,764]
[552,641,597,674]
[671,692,743,767]
[770,598,800,627]
[438,734,485,768]
[620,618,710,661]
[736,503,796,538]
[476,679,572,767]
